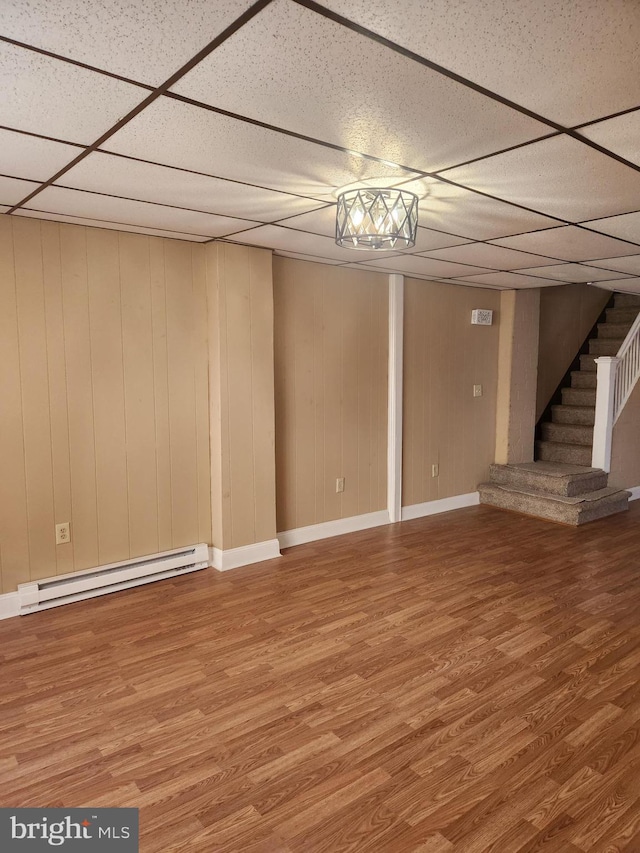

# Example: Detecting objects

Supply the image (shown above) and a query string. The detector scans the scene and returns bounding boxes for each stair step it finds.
[571,371,596,389]
[551,405,595,426]
[536,440,592,465]
[614,292,640,308]
[606,306,640,324]
[598,322,632,339]
[589,338,624,356]
[562,387,596,406]
[541,422,593,445]
[479,482,630,526]
[489,462,607,496]
[580,354,597,372]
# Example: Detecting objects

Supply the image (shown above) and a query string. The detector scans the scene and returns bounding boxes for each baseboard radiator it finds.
[17,543,209,615]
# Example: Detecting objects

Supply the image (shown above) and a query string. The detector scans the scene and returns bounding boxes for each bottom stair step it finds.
[479,483,630,526]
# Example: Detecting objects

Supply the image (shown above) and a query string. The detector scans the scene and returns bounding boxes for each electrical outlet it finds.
[55,522,70,545]
[431,464,439,478]
[336,477,345,493]
[473,384,483,397]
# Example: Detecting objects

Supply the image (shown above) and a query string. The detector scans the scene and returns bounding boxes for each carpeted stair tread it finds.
[489,462,607,496]
[570,371,596,389]
[540,422,593,445]
[480,481,623,505]
[536,440,592,465]
[597,322,633,339]
[479,482,630,526]
[551,405,595,426]
[589,338,624,356]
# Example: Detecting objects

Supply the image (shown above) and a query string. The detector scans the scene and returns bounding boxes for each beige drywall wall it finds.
[273,258,388,532]
[536,283,610,420]
[206,242,277,550]
[609,378,640,490]
[0,217,211,595]
[403,279,501,505]
[495,289,540,464]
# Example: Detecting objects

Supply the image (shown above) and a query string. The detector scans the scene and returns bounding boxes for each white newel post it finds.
[591,356,619,472]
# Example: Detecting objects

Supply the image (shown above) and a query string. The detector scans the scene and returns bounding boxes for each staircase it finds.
[479,291,640,525]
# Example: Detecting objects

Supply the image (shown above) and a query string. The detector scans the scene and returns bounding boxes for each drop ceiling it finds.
[1,0,640,292]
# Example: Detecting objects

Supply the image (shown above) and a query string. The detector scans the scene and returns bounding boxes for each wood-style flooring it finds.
[2,503,640,852]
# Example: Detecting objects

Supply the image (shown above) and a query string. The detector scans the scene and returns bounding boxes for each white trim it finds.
[592,356,619,472]
[278,510,390,549]
[209,539,281,572]
[401,492,480,521]
[0,592,19,621]
[628,486,640,501]
[388,274,404,523]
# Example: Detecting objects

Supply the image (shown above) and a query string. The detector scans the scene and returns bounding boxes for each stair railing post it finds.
[591,356,620,472]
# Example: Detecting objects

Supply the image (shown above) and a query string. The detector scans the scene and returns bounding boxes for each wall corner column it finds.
[388,274,404,522]
[205,242,280,571]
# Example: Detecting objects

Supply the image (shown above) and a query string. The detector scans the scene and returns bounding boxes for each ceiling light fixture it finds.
[335,187,418,250]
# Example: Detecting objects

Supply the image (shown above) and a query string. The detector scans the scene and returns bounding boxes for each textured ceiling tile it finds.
[398,177,560,240]
[314,0,640,125]
[421,242,558,269]
[445,136,640,222]
[226,224,388,262]
[579,110,640,168]
[491,225,640,261]
[13,208,209,241]
[0,129,82,182]
[515,263,632,283]
[0,176,41,205]
[455,271,562,288]
[580,212,640,246]
[585,255,640,276]
[358,254,490,278]
[590,277,640,295]
[103,97,416,198]
[272,250,343,265]
[0,41,149,142]
[58,152,326,222]
[1,0,256,86]
[27,186,255,237]
[171,0,549,173]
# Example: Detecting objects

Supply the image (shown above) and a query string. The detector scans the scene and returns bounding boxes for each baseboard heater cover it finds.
[18,543,209,615]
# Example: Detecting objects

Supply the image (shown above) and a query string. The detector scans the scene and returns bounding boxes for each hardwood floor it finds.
[2,503,640,851]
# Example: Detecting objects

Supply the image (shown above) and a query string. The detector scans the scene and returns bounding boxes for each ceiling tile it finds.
[515,263,630,283]
[171,0,549,173]
[397,177,560,240]
[1,0,256,86]
[23,186,254,238]
[314,0,640,126]
[102,97,416,199]
[226,224,388,263]
[589,277,640,295]
[0,129,82,182]
[445,136,640,222]
[585,256,640,276]
[578,110,640,168]
[491,225,640,261]
[273,251,343,266]
[456,271,562,289]
[421,243,558,270]
[13,208,209,241]
[0,176,41,205]
[583,212,640,245]
[57,152,326,222]
[359,254,489,278]
[275,205,470,252]
[0,41,149,142]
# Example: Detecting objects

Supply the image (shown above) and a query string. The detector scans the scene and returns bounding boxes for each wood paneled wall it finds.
[536,283,610,419]
[273,259,388,532]
[0,217,210,595]
[403,278,501,505]
[609,378,640,490]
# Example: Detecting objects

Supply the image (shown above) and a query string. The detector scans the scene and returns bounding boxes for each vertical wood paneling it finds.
[273,259,388,533]
[119,232,158,558]
[41,222,75,576]
[0,217,211,594]
[0,217,30,592]
[87,228,130,564]
[403,279,501,507]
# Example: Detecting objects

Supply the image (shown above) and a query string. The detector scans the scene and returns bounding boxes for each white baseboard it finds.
[401,491,480,521]
[278,510,390,549]
[0,592,20,621]
[209,539,281,572]
[628,486,640,501]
